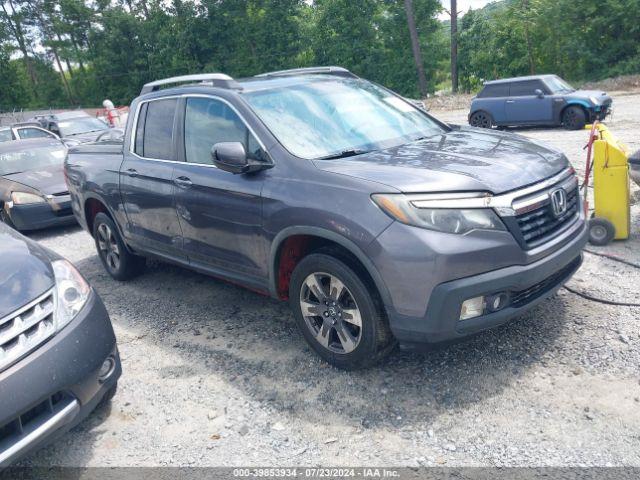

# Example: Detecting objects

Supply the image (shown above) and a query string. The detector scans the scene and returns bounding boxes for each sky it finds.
[438,0,497,19]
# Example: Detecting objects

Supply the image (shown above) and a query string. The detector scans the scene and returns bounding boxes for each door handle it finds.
[506,100,515,104]
[124,168,138,177]
[174,176,193,188]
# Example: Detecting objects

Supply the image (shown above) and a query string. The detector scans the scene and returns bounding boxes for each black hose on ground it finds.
[561,248,640,306]
[583,248,640,269]
[562,285,640,307]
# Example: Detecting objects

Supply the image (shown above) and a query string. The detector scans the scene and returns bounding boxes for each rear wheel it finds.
[289,250,395,369]
[93,212,145,280]
[469,111,493,128]
[562,106,586,130]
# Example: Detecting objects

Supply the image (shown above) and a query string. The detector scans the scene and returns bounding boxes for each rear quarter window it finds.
[136,99,177,160]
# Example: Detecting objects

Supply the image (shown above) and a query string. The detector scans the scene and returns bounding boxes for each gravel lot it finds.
[18,92,640,468]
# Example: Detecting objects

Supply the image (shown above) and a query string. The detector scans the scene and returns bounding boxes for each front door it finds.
[120,98,185,260]
[172,96,267,282]
[505,80,553,123]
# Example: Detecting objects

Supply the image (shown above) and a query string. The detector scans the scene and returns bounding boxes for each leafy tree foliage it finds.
[458,0,640,92]
[1,0,638,108]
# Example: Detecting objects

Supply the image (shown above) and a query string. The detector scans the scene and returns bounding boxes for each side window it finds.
[141,99,177,160]
[509,80,540,97]
[17,127,53,139]
[184,97,263,165]
[479,84,509,98]
[134,102,148,156]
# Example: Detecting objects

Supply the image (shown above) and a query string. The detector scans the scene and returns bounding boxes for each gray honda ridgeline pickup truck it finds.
[65,67,587,369]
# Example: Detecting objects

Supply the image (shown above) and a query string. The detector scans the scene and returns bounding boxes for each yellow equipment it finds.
[584,122,631,245]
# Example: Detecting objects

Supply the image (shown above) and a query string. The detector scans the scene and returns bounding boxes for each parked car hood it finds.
[2,165,68,195]
[0,223,55,318]
[314,126,569,194]
[570,90,612,104]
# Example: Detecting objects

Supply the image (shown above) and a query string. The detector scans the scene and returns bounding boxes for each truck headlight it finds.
[52,259,90,330]
[11,191,46,204]
[372,193,506,234]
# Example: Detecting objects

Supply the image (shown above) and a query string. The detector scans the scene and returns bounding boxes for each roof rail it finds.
[140,73,240,95]
[255,66,358,79]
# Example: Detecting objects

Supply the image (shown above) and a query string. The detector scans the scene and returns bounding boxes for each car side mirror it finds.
[534,89,544,99]
[211,142,271,174]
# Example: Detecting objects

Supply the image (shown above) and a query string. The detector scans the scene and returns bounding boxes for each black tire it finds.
[588,217,616,246]
[469,111,493,128]
[0,208,17,230]
[289,249,395,370]
[93,212,145,280]
[562,106,586,130]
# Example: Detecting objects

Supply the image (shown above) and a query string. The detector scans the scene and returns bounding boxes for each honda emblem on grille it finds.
[550,188,567,217]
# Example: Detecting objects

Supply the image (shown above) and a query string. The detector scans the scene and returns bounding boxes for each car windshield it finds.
[545,76,575,94]
[58,117,108,136]
[243,77,446,159]
[0,145,66,175]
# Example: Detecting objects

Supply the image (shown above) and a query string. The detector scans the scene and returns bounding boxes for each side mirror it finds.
[534,89,544,99]
[211,142,272,174]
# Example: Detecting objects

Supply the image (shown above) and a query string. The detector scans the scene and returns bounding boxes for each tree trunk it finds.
[522,0,536,74]
[450,0,458,93]
[403,0,428,98]
[2,1,38,86]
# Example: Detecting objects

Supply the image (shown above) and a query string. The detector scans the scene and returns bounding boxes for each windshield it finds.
[243,78,446,159]
[58,117,108,136]
[545,76,575,94]
[0,145,66,175]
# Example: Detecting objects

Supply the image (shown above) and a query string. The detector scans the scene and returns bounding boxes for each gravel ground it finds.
[17,93,640,468]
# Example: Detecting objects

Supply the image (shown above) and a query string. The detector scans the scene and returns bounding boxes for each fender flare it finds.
[83,193,133,253]
[268,226,393,307]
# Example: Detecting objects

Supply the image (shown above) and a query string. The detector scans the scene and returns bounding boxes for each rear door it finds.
[172,95,267,281]
[120,98,185,260]
[505,80,553,123]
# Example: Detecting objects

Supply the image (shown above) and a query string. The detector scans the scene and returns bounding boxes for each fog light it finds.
[98,356,115,381]
[486,292,509,313]
[460,296,485,320]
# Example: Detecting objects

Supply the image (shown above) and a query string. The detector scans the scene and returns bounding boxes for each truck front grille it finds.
[0,289,56,373]
[514,182,579,248]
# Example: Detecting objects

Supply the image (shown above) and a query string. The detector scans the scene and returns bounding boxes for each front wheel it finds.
[469,111,493,128]
[562,106,586,130]
[289,251,395,369]
[93,212,145,280]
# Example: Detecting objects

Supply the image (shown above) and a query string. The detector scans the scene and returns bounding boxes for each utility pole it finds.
[404,0,428,98]
[450,0,458,92]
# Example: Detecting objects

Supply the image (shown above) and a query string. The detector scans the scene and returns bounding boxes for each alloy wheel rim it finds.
[97,223,121,271]
[299,272,362,354]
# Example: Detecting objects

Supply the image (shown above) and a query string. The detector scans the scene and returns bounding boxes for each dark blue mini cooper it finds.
[469,75,612,130]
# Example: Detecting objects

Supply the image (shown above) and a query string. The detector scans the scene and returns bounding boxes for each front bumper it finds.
[4,197,76,231]
[384,220,588,346]
[0,290,121,467]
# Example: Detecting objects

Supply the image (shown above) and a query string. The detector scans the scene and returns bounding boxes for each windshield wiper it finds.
[2,171,23,176]
[318,149,369,160]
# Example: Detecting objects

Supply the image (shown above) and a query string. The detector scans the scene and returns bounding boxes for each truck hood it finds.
[314,126,569,194]
[0,223,54,318]
[2,165,68,195]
